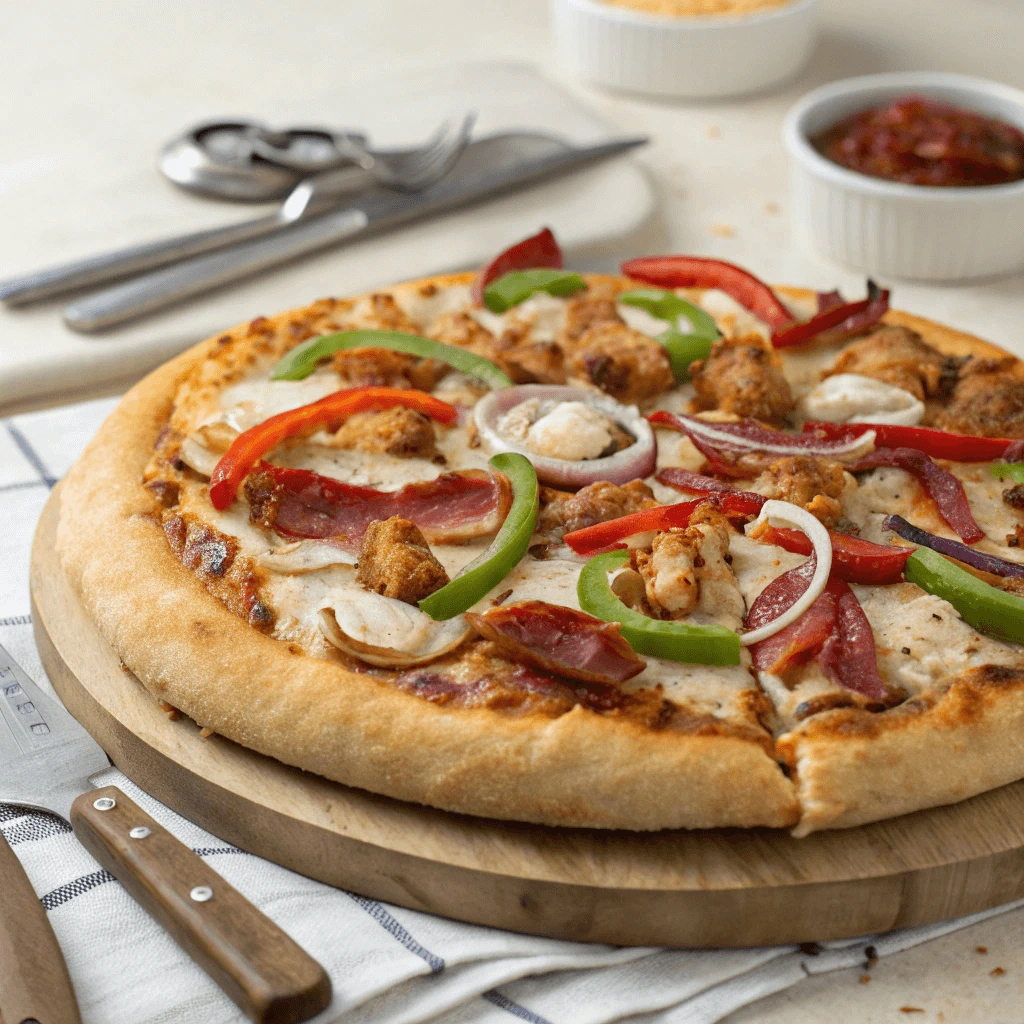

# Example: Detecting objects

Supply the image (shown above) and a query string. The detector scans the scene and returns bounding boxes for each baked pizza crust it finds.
[55,272,1024,834]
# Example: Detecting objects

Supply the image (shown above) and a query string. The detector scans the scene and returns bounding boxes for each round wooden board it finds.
[31,488,1024,948]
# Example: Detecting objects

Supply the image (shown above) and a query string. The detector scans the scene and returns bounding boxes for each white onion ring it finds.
[740,500,833,647]
[473,385,656,489]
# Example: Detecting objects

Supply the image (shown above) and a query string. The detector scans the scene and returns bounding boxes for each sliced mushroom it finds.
[177,437,222,478]
[318,591,472,667]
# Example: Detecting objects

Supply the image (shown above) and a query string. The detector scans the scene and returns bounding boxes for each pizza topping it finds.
[329,407,441,460]
[255,540,357,574]
[472,227,564,305]
[649,410,876,462]
[740,501,832,646]
[933,357,1024,438]
[209,387,459,510]
[992,461,1024,484]
[825,325,958,403]
[799,374,925,427]
[568,321,677,404]
[356,517,451,604]
[318,596,472,668]
[537,480,657,543]
[689,335,794,426]
[753,522,912,585]
[577,549,741,666]
[633,504,745,630]
[749,455,849,528]
[271,329,512,389]
[563,491,764,556]
[242,465,511,549]
[771,281,890,350]
[621,255,793,332]
[483,269,587,314]
[617,288,719,380]
[419,453,538,621]
[465,600,645,684]
[473,385,656,488]
[851,447,984,543]
[805,421,1015,462]
[883,514,1024,581]
[903,547,1024,645]
[654,467,750,497]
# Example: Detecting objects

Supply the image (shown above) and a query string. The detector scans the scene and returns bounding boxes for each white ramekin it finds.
[783,72,1024,282]
[550,0,818,99]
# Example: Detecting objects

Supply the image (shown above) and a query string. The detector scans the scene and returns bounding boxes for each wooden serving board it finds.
[30,488,1024,948]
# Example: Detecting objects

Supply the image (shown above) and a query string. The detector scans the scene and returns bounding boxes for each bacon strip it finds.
[851,446,984,543]
[244,464,510,549]
[656,467,765,500]
[466,600,645,684]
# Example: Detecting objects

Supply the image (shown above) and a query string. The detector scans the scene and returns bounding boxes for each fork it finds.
[0,113,475,306]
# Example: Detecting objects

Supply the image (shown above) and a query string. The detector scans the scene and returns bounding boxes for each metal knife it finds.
[0,643,331,1024]
[61,133,648,332]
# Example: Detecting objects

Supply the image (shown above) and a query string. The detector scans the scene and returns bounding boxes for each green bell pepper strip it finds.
[483,269,586,313]
[270,330,512,389]
[418,453,538,621]
[618,288,720,381]
[577,550,741,666]
[904,547,1024,645]
[990,461,1024,484]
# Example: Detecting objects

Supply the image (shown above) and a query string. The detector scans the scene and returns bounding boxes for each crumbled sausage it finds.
[365,293,421,333]
[558,282,624,347]
[1003,484,1024,511]
[537,480,656,541]
[933,357,1024,437]
[751,455,848,527]
[633,504,744,628]
[690,335,794,425]
[332,407,440,460]
[356,517,450,604]
[429,310,499,359]
[331,347,447,390]
[569,322,675,403]
[827,325,958,401]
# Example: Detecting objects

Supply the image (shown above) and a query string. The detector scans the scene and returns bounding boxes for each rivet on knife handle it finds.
[0,831,83,1024]
[70,786,331,1024]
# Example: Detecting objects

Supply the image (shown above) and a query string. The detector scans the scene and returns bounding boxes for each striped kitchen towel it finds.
[2,396,1022,1024]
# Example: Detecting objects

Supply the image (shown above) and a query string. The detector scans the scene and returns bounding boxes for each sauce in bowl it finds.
[814,94,1024,187]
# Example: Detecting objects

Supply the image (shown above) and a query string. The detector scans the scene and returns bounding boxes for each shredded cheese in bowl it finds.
[599,0,792,17]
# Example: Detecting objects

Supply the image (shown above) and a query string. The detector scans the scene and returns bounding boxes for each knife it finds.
[0,643,331,1024]
[61,134,648,332]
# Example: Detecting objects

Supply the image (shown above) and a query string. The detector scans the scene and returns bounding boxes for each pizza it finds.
[56,229,1024,836]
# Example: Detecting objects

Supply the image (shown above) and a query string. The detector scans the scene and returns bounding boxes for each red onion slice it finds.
[473,385,656,489]
[883,514,1024,579]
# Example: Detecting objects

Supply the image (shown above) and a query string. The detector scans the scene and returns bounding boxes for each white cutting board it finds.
[0,62,653,413]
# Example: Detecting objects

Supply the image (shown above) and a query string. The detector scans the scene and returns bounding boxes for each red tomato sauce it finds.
[813,94,1024,187]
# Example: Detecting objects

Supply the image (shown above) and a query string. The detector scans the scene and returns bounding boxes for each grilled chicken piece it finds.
[933,357,1024,438]
[558,282,625,347]
[331,347,448,391]
[331,407,440,460]
[751,455,849,527]
[633,504,744,629]
[356,517,450,605]
[537,480,657,542]
[690,335,794,425]
[569,322,675,404]
[826,325,958,402]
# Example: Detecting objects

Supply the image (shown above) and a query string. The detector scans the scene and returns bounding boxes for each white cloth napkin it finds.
[2,395,1022,1024]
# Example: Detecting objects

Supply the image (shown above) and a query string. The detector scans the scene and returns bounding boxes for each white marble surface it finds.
[5,0,1024,1018]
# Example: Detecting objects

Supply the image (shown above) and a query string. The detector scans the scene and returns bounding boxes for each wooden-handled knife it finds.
[0,643,331,1024]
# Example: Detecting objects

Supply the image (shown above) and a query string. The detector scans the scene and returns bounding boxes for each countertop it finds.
[4,0,1024,1019]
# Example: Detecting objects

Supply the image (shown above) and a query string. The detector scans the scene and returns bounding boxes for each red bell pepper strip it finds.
[563,492,763,556]
[755,523,911,585]
[208,387,458,511]
[620,255,793,332]
[771,281,890,350]
[851,447,984,543]
[805,421,1014,462]
[471,227,563,304]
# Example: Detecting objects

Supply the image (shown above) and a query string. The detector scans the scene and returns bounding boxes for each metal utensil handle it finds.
[62,207,371,332]
[0,213,283,306]
[0,831,83,1024]
[71,786,331,1024]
